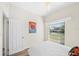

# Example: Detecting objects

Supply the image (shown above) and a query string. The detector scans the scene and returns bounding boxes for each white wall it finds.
[9,5,44,54]
[45,3,79,47]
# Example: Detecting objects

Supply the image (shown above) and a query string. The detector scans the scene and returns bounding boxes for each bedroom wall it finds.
[9,4,44,54]
[45,3,79,47]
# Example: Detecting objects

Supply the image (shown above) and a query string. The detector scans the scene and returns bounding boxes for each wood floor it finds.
[11,49,30,56]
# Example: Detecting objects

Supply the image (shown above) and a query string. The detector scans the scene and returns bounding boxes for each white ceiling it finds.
[11,2,75,16]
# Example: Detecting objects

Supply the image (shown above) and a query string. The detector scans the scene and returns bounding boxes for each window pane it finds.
[48,21,65,45]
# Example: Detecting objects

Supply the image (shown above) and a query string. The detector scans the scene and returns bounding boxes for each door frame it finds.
[3,13,9,56]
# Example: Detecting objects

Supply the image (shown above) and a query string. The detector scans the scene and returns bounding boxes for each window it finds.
[48,20,65,45]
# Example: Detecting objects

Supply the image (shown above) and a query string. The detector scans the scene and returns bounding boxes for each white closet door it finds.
[9,19,13,55]
[9,19,17,55]
[21,20,27,49]
[16,20,23,52]
[9,19,24,55]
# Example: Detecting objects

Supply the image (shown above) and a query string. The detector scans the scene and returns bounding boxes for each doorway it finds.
[3,14,9,56]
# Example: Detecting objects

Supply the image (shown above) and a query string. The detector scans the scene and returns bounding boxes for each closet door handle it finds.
[22,36,24,39]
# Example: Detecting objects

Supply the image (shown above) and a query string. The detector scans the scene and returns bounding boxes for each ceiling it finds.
[11,2,75,16]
